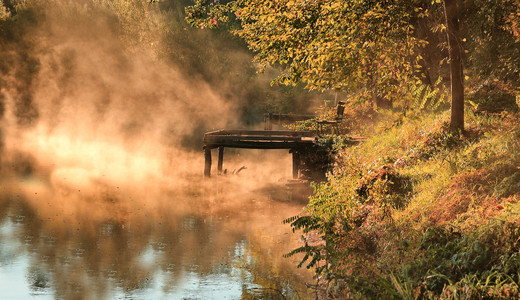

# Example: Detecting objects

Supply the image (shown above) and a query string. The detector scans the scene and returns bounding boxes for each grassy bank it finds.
[289,109,520,298]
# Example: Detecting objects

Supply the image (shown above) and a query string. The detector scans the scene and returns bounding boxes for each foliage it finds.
[405,77,450,116]
[0,2,9,20]
[288,99,376,136]
[0,0,316,137]
[460,0,520,92]
[505,0,520,42]
[186,0,428,105]
[284,110,520,298]
[185,0,520,136]
[185,0,520,133]
[467,82,519,114]
[413,220,520,298]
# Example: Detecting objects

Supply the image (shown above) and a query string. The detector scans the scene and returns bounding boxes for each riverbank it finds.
[291,109,520,298]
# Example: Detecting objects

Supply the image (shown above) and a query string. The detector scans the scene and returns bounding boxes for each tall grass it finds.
[287,109,520,298]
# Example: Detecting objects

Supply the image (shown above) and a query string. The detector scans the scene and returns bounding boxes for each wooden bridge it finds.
[203,130,317,178]
[202,102,367,179]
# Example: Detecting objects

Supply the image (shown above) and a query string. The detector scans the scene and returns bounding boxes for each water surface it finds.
[0,154,314,299]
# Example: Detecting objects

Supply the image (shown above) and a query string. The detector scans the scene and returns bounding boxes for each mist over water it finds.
[0,159,314,299]
[0,1,315,299]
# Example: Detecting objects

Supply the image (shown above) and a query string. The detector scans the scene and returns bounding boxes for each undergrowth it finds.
[286,110,520,299]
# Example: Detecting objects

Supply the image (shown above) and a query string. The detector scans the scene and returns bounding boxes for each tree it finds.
[461,0,520,92]
[187,0,427,109]
[186,0,520,128]
[507,0,520,41]
[443,0,464,131]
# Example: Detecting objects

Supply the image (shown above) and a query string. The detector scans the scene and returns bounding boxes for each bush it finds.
[411,220,520,298]
[286,110,520,298]
[468,82,519,114]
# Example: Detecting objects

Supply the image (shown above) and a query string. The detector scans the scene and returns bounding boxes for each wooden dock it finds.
[203,130,317,178]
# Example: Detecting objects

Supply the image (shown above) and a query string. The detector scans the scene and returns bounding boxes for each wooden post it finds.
[292,151,300,179]
[264,113,272,130]
[217,146,224,174]
[204,147,212,177]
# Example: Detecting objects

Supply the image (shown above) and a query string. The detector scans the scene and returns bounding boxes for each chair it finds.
[316,101,346,135]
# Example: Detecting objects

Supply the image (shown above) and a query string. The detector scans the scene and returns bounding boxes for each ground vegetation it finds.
[186,0,520,297]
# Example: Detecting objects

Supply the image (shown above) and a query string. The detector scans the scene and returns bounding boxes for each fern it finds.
[284,215,322,233]
[283,243,324,269]
[283,214,330,276]
[412,83,426,110]
[409,77,448,114]
[282,215,300,224]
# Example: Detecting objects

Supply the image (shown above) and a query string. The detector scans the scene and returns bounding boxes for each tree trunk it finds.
[443,0,464,132]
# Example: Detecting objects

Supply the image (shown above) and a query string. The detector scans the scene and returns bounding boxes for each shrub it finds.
[468,82,519,114]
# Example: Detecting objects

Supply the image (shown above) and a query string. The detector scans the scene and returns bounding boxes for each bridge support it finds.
[204,147,212,177]
[292,151,300,179]
[217,146,224,174]
[203,130,318,179]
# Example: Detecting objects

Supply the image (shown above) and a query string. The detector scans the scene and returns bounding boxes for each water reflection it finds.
[0,166,314,299]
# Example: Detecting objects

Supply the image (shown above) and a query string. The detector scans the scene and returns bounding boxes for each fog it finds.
[0,1,315,298]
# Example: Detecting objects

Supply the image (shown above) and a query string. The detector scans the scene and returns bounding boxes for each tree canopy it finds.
[187,0,520,131]
[187,0,426,104]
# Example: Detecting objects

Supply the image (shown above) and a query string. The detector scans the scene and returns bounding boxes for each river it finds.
[0,149,315,299]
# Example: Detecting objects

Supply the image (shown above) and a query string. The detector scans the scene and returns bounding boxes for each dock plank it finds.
[203,130,317,177]
[202,129,365,178]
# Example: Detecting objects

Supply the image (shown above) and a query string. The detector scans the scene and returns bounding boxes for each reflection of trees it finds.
[237,241,313,300]
[237,205,315,300]
[0,173,312,299]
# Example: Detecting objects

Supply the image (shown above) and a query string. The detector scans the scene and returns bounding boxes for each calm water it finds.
[0,160,315,299]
